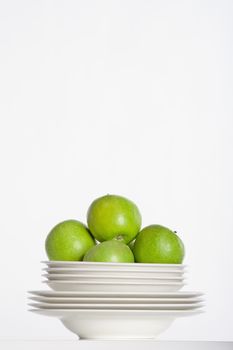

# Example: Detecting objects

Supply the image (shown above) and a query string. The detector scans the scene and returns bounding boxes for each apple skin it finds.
[83,240,135,263]
[45,220,96,261]
[128,239,136,251]
[133,225,185,264]
[87,194,142,244]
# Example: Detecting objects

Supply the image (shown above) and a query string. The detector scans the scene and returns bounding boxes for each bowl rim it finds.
[29,308,204,316]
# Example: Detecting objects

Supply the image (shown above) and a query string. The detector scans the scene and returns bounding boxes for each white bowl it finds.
[42,261,186,271]
[44,267,186,278]
[43,273,185,283]
[45,280,186,292]
[30,308,203,339]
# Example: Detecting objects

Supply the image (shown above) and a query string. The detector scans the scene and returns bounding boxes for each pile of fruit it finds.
[45,194,185,264]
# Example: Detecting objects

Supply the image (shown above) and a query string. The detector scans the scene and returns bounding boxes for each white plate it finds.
[42,261,186,271]
[44,274,185,283]
[30,295,204,304]
[29,302,205,310]
[29,290,203,298]
[45,280,186,292]
[30,308,203,339]
[44,267,186,277]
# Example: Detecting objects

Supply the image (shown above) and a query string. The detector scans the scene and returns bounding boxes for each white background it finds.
[0,0,232,341]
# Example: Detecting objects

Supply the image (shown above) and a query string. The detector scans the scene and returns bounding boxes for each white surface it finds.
[30,309,203,339]
[0,341,232,350]
[0,0,232,341]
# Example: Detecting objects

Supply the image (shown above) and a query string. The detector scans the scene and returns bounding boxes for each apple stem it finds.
[115,235,124,242]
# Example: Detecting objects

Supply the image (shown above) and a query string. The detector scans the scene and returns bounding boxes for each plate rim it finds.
[29,296,205,304]
[43,268,187,274]
[41,261,187,268]
[29,308,204,316]
[28,290,204,297]
[44,280,186,286]
[43,273,185,280]
[28,301,205,308]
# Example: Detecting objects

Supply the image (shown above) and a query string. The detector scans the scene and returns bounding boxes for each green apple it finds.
[83,240,134,263]
[133,225,185,263]
[45,220,95,261]
[128,239,135,251]
[87,194,142,244]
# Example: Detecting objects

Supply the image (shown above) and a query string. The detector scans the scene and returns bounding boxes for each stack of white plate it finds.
[28,261,204,339]
[42,261,187,292]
